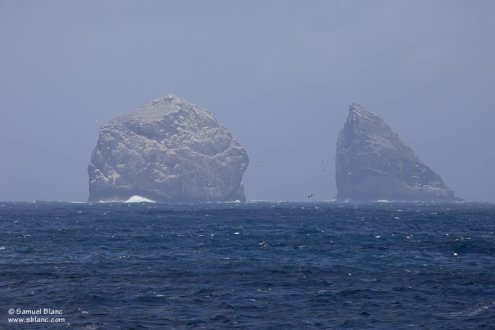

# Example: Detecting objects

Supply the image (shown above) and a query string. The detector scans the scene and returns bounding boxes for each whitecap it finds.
[449,303,493,317]
[124,195,156,203]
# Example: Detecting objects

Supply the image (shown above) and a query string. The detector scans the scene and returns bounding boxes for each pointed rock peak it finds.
[336,104,459,202]
[342,104,390,141]
[348,103,379,122]
[349,103,367,113]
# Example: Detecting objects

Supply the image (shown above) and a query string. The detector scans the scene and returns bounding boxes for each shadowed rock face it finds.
[336,104,459,202]
[88,95,248,202]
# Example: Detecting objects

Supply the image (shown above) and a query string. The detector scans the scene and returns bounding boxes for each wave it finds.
[124,195,156,203]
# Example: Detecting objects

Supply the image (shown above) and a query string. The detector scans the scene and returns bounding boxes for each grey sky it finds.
[1,0,494,202]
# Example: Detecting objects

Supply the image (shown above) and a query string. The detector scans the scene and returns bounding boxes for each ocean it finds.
[0,202,494,329]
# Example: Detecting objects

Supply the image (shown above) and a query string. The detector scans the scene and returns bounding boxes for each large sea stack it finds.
[335,103,458,202]
[88,95,248,202]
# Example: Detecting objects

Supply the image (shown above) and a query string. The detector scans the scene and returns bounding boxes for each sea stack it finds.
[335,103,458,202]
[88,94,249,203]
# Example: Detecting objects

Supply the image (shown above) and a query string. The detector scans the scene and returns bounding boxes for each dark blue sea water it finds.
[0,202,494,329]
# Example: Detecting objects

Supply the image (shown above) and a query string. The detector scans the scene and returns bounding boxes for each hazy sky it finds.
[1,0,494,202]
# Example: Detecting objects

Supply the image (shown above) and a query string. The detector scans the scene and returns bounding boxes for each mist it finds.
[1,0,494,202]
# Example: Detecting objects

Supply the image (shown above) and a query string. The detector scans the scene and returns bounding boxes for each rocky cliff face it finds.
[88,95,248,202]
[336,104,459,202]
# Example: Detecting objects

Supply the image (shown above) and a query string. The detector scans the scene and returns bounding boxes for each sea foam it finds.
[124,195,156,203]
